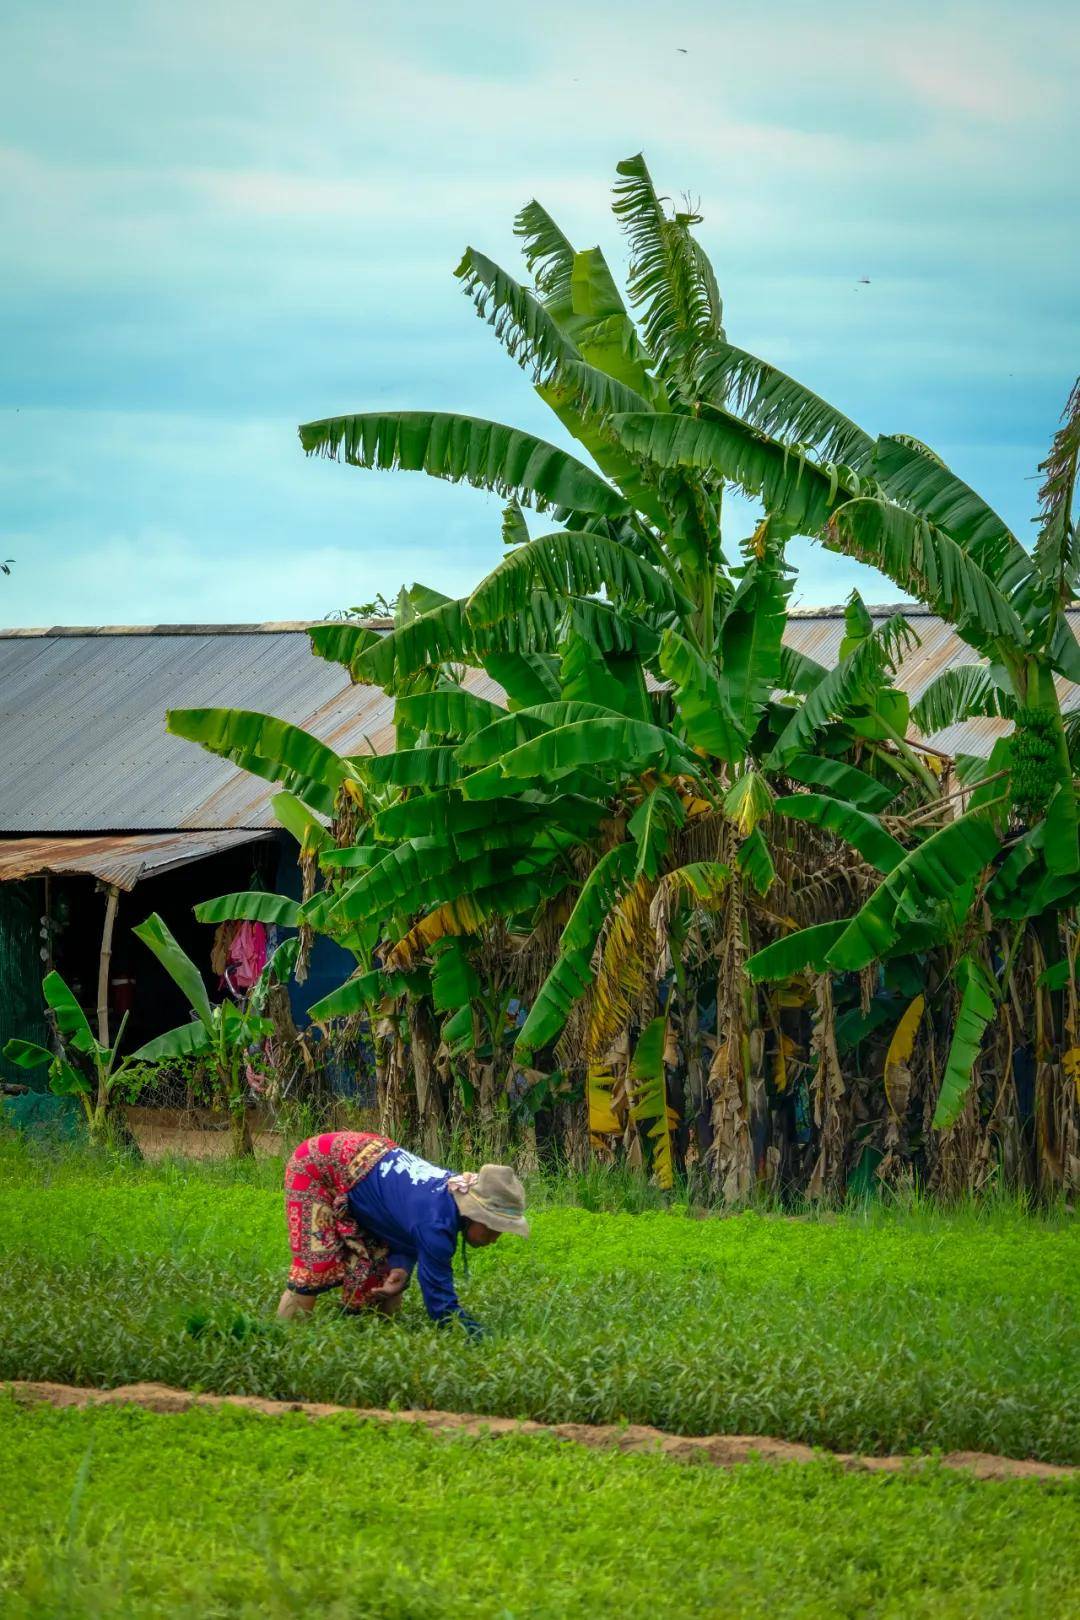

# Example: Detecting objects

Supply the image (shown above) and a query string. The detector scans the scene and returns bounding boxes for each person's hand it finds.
[372,1267,410,1298]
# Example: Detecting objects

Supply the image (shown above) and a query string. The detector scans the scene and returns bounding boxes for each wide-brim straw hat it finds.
[450,1164,530,1237]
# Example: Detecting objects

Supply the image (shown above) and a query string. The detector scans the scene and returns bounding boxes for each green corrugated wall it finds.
[0,880,49,1089]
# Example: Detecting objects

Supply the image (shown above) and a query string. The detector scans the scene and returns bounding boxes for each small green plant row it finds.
[2,916,297,1146]
[5,1401,1079,1619]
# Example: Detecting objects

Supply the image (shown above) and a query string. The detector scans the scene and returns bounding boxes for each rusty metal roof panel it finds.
[2,612,1079,834]
[0,830,272,890]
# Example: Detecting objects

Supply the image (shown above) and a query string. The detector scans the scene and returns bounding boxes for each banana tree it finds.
[3,969,141,1144]
[163,156,957,1195]
[131,913,284,1158]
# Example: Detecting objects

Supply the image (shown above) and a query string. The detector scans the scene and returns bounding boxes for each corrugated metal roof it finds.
[1,611,1077,834]
[0,830,272,890]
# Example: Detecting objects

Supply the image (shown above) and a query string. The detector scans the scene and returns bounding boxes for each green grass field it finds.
[2,1398,1078,1619]
[1,1140,1077,1463]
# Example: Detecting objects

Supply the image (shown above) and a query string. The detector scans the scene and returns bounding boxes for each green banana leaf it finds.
[516,843,637,1057]
[774,794,905,874]
[194,893,303,927]
[736,827,775,895]
[430,937,480,1014]
[494,716,691,783]
[131,1021,216,1062]
[41,970,97,1055]
[308,622,383,679]
[393,689,505,739]
[482,650,561,707]
[932,957,998,1130]
[298,409,629,518]
[694,340,875,470]
[746,921,848,981]
[133,913,214,1029]
[823,498,1025,659]
[168,709,349,818]
[457,701,619,770]
[271,791,331,854]
[824,812,1000,972]
[658,628,747,761]
[784,753,895,812]
[467,530,686,626]
[612,407,845,536]
[356,747,460,788]
[628,784,684,879]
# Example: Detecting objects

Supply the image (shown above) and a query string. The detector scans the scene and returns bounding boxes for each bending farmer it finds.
[276,1131,529,1335]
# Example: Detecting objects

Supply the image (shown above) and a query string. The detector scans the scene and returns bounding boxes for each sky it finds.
[1,0,1077,627]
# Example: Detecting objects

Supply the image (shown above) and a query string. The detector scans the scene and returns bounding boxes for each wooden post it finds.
[97,884,120,1049]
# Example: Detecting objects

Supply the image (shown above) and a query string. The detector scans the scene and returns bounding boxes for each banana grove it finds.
[169,156,1080,1202]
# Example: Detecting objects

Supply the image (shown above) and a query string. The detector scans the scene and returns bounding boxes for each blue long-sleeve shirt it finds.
[346,1146,477,1330]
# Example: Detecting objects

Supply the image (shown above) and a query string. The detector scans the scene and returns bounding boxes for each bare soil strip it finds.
[8,1381,1074,1481]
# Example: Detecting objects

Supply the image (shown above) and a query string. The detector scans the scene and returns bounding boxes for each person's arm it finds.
[416,1235,482,1337]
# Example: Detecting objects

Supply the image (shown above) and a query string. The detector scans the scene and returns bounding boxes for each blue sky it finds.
[1,0,1077,627]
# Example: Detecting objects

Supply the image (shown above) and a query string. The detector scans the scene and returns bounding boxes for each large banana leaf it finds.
[824,812,1000,972]
[271,791,331,855]
[780,645,829,695]
[612,153,722,390]
[130,1021,216,1062]
[784,753,895,812]
[767,632,897,766]
[567,597,661,660]
[746,921,848,981]
[559,631,650,723]
[328,837,561,928]
[2,1039,88,1096]
[307,622,382,679]
[429,936,479,1014]
[613,408,845,536]
[318,845,382,872]
[774,794,905,874]
[457,701,619,770]
[824,498,1025,658]
[695,342,875,470]
[482,650,561,707]
[628,784,684,879]
[932,957,998,1130]
[133,913,214,1029]
[42,970,97,1055]
[495,716,692,783]
[355,593,563,692]
[355,746,460,788]
[455,247,651,413]
[307,969,412,1022]
[720,544,791,739]
[393,690,504,739]
[298,410,628,518]
[515,198,574,301]
[167,709,349,818]
[658,628,746,762]
[629,1015,675,1189]
[194,893,303,927]
[516,843,637,1057]
[910,665,1015,735]
[736,827,775,895]
[872,436,1036,611]
[467,530,686,625]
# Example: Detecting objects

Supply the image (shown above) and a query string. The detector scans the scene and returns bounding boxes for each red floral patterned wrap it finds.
[284,1131,396,1310]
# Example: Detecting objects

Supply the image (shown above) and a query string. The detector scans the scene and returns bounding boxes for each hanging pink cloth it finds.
[225,920,268,992]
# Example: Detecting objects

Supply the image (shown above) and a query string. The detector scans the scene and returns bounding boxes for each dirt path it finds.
[8,1380,1074,1481]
